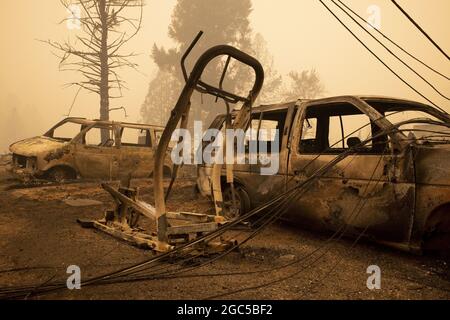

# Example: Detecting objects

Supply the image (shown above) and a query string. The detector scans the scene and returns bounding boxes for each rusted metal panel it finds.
[198,95,450,253]
[9,118,169,182]
[166,222,219,236]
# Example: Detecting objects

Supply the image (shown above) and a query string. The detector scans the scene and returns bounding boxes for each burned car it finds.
[9,117,172,182]
[198,96,450,253]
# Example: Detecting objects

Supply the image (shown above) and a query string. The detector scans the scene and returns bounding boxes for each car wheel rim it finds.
[223,187,242,220]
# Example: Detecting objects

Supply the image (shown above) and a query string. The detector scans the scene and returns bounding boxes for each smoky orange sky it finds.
[0,0,449,152]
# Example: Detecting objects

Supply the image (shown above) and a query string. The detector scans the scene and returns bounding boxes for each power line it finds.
[203,119,450,300]
[391,0,449,60]
[3,118,449,298]
[318,0,447,114]
[206,153,385,300]
[332,0,449,100]
[0,118,404,298]
[337,0,449,80]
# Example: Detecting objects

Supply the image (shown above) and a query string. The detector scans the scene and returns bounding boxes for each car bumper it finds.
[10,155,42,180]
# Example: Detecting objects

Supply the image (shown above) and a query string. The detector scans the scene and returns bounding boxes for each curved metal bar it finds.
[215,55,232,103]
[181,31,204,82]
[153,44,264,242]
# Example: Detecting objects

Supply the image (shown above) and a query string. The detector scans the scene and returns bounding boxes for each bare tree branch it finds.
[42,0,144,123]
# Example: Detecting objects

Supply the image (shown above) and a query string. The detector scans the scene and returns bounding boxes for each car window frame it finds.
[44,119,85,142]
[119,126,152,148]
[73,123,116,148]
[292,98,404,157]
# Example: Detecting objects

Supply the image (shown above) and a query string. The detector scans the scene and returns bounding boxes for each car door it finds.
[286,99,415,245]
[244,106,296,206]
[118,126,154,180]
[73,124,119,180]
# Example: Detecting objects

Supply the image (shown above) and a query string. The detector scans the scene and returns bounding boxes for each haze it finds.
[0,0,449,152]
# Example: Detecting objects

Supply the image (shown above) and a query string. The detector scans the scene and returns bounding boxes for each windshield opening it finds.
[45,121,82,141]
[368,101,450,144]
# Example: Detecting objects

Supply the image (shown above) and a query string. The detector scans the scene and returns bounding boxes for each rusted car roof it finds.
[232,96,449,123]
[58,117,166,129]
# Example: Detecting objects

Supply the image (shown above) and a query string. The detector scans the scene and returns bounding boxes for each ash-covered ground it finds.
[0,155,448,300]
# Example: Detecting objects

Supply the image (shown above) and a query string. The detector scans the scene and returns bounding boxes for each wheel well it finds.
[220,176,243,189]
[220,177,251,202]
[45,165,77,179]
[220,176,252,216]
[424,203,450,233]
[423,203,450,253]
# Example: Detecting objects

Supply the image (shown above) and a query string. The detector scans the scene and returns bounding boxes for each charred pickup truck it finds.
[9,117,172,182]
[198,96,450,253]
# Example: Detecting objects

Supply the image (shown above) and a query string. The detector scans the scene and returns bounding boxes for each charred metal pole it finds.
[153,38,264,243]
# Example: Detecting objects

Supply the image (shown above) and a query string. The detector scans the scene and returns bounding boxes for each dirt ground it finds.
[0,156,449,300]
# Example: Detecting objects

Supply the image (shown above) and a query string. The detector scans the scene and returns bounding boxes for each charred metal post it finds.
[153,36,264,243]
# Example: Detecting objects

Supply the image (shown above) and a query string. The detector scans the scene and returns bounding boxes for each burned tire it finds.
[222,184,251,220]
[46,166,77,183]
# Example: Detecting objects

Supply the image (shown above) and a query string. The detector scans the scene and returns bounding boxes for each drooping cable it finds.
[332,0,449,100]
[337,0,449,80]
[391,0,449,60]
[318,0,447,114]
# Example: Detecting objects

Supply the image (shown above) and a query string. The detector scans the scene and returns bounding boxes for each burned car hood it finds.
[9,136,68,157]
[414,143,450,186]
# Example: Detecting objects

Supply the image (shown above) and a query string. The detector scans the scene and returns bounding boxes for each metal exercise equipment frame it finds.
[79,31,264,253]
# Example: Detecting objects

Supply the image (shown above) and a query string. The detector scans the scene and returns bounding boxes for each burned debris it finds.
[2,28,449,300]
[76,32,265,254]
[2,2,450,299]
[198,96,450,254]
[9,118,172,183]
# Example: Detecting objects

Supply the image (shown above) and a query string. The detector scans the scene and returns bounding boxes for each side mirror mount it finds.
[347,137,362,149]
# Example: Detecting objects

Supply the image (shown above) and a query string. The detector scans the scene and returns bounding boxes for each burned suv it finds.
[9,117,172,182]
[198,96,450,253]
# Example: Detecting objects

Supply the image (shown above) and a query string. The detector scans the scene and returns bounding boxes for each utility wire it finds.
[296,153,386,298]
[1,122,449,299]
[332,0,449,100]
[337,0,449,81]
[0,129,381,298]
[91,112,410,283]
[391,0,449,60]
[2,115,450,298]
[204,120,450,300]
[2,115,447,298]
[205,138,387,300]
[149,121,450,298]
[120,113,450,282]
[318,0,447,114]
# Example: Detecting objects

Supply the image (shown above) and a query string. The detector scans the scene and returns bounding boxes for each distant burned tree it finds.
[283,69,325,101]
[141,0,256,126]
[44,0,144,136]
[152,0,253,87]
[141,32,283,126]
[141,70,182,126]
